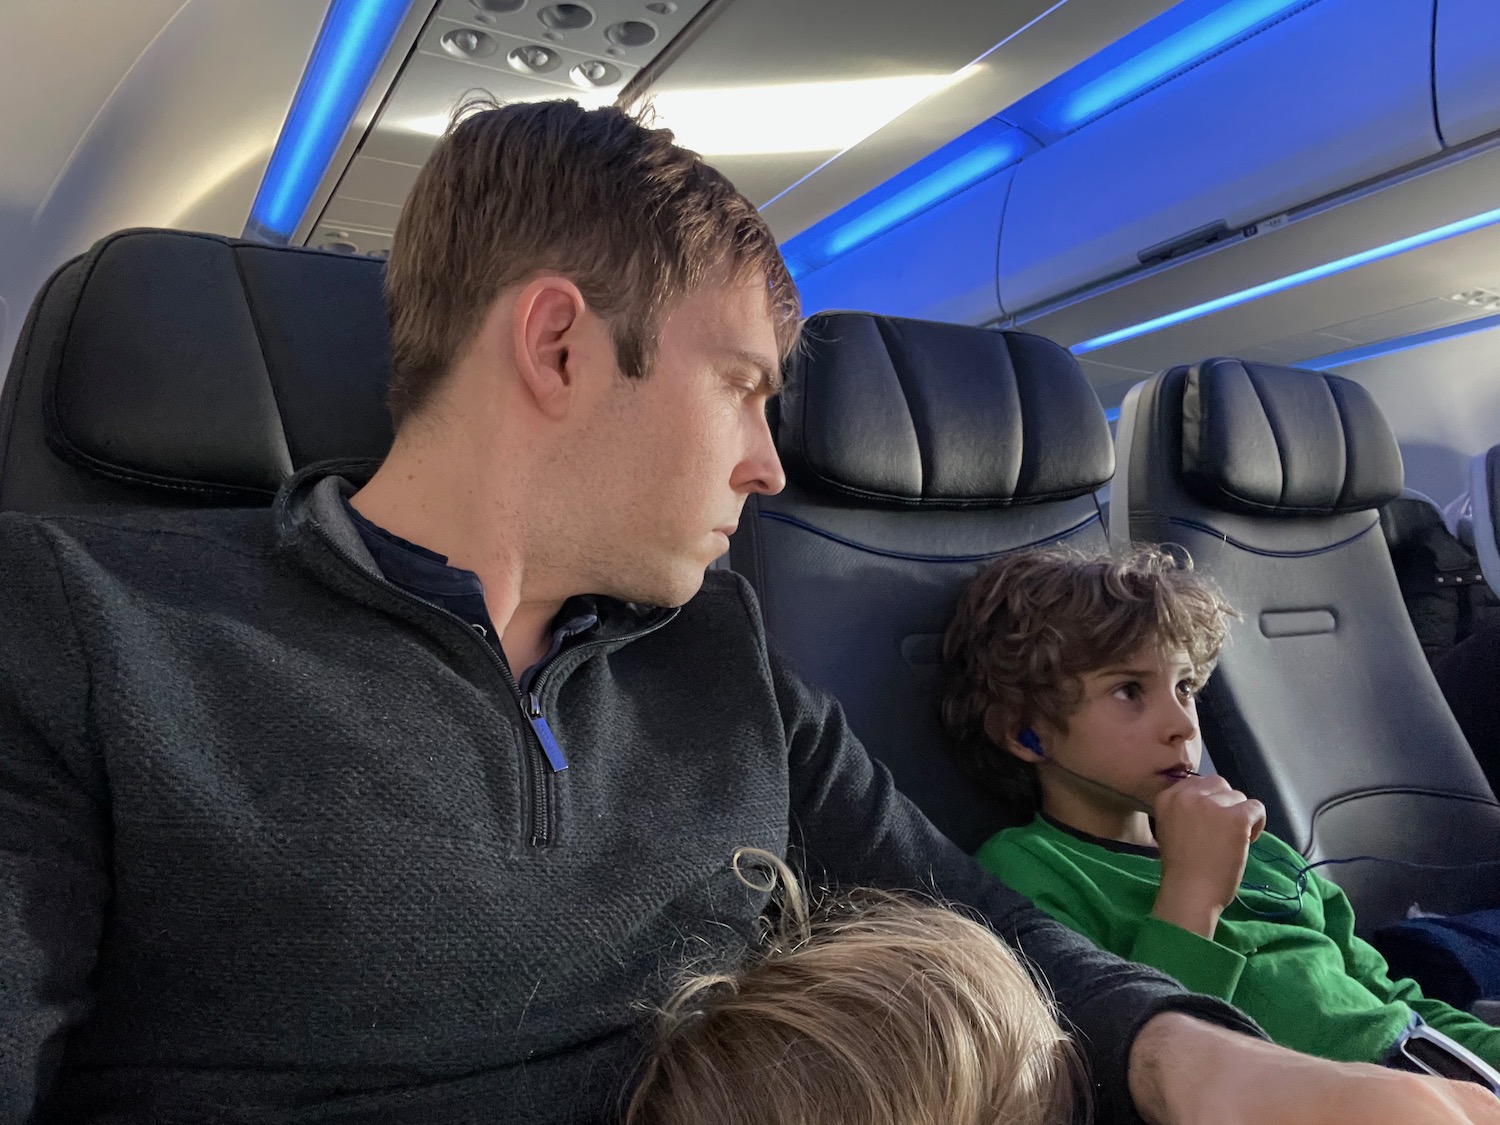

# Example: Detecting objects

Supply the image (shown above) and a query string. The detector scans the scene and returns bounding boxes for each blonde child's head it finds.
[624,848,1083,1125]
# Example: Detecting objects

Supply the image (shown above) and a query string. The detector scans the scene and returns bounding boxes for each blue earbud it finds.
[1018,728,1044,758]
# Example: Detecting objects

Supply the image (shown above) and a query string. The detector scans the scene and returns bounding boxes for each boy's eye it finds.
[1112,682,1142,702]
[1177,679,1199,698]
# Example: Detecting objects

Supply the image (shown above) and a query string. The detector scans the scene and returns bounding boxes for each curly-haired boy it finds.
[942,547,1500,1082]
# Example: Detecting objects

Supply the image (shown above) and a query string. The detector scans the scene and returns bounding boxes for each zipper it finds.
[318,532,560,846]
[316,525,675,847]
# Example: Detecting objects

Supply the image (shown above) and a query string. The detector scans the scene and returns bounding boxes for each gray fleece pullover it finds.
[0,465,1258,1124]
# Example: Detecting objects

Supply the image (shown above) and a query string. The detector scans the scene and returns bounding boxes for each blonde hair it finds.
[624,849,1083,1125]
[384,97,799,429]
[941,545,1237,816]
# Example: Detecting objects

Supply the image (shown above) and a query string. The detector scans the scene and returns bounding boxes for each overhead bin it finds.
[997,0,1441,316]
[794,168,1013,326]
[1435,0,1500,148]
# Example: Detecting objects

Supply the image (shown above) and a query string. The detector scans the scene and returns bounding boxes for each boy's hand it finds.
[1152,775,1266,939]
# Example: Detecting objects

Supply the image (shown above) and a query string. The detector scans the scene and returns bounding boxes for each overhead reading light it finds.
[1070,203,1500,356]
[399,74,966,156]
[782,119,1029,279]
[1047,0,1309,130]
[248,0,413,241]
[645,73,972,157]
[1303,311,1500,371]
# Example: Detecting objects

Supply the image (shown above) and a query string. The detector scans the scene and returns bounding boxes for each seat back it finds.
[730,312,1115,852]
[1113,358,1500,931]
[1473,444,1500,592]
[1380,492,1500,665]
[0,228,393,513]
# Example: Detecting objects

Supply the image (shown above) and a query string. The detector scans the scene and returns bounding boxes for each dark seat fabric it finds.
[0,228,393,513]
[1380,494,1500,665]
[730,312,1115,853]
[1474,445,1500,592]
[1113,358,1500,933]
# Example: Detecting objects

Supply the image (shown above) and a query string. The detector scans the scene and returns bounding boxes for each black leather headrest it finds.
[1178,358,1403,516]
[777,312,1113,508]
[32,228,393,503]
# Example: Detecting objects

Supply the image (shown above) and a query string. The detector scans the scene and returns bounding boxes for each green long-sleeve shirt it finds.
[978,814,1500,1066]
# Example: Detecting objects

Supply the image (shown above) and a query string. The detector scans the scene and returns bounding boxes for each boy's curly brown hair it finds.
[940,546,1237,818]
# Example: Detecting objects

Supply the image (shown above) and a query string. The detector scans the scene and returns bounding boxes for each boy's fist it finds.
[1151,775,1267,939]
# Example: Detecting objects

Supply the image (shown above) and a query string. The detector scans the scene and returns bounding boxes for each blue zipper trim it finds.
[526,692,569,772]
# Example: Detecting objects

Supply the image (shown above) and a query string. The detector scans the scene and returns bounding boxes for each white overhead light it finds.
[399,86,618,136]
[646,72,972,156]
[396,71,968,156]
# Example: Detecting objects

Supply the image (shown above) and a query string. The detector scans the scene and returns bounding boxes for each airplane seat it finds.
[1380,488,1498,665]
[1471,444,1500,592]
[0,228,393,514]
[1112,357,1500,932]
[729,311,1114,853]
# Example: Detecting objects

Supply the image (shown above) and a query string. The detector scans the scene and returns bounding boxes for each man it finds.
[1,100,1496,1125]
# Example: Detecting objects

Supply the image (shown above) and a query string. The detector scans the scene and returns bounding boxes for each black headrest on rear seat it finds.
[778,313,1114,508]
[0,227,393,511]
[732,312,1114,853]
[1179,358,1403,516]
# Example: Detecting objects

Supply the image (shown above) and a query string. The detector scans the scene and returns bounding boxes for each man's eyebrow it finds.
[723,350,783,395]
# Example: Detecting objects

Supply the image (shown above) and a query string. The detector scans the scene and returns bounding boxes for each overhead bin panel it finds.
[997,0,1440,316]
[794,168,1014,325]
[1435,0,1500,147]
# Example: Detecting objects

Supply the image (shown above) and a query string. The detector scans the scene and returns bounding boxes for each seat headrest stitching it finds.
[1240,362,1291,508]
[228,244,295,472]
[872,318,927,500]
[756,507,1101,562]
[1323,375,1354,511]
[1165,514,1379,558]
[42,240,124,476]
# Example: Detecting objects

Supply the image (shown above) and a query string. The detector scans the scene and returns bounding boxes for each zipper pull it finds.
[525,691,568,772]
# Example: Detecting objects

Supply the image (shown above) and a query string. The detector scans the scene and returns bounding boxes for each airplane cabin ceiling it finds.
[307,0,1178,255]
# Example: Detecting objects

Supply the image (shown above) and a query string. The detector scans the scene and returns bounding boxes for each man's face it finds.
[572,275,786,607]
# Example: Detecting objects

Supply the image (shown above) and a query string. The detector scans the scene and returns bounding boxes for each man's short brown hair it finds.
[941,546,1237,817]
[384,98,800,428]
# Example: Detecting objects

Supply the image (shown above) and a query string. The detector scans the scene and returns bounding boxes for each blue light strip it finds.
[783,122,1028,280]
[1070,203,1500,356]
[822,135,1027,257]
[249,0,412,241]
[1053,0,1307,129]
[1303,310,1500,370]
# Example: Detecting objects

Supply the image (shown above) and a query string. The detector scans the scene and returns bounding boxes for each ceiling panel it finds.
[307,0,1177,254]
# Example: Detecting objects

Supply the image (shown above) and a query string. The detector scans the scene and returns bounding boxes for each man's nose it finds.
[737,408,786,496]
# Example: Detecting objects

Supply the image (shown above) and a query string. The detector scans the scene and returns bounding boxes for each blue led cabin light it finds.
[249,0,412,241]
[1051,0,1309,130]
[784,121,1028,279]
[1070,203,1500,356]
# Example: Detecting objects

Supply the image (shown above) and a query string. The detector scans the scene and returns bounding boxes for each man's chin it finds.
[605,564,710,610]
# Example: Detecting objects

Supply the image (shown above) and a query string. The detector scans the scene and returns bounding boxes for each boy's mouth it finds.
[1159,767,1198,780]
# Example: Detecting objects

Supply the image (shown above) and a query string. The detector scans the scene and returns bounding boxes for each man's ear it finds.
[511,277,587,420]
[984,705,1043,763]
